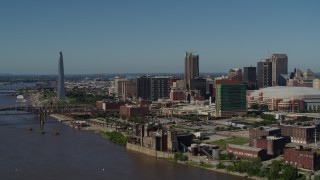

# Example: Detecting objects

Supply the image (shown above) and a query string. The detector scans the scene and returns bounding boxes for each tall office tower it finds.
[190,77,207,97]
[243,66,257,90]
[184,52,199,90]
[271,54,288,86]
[57,51,65,100]
[136,76,170,101]
[257,59,272,88]
[243,67,257,83]
[214,79,246,117]
[228,68,242,82]
[114,77,127,97]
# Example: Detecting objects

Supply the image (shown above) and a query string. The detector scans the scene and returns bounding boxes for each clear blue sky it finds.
[0,0,319,74]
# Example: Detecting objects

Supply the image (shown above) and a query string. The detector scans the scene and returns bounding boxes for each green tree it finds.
[199,161,213,168]
[269,160,282,180]
[248,158,263,176]
[260,114,276,121]
[314,175,320,180]
[227,153,234,160]
[281,165,298,180]
[98,131,127,145]
[250,103,259,109]
[216,162,226,169]
[174,152,188,161]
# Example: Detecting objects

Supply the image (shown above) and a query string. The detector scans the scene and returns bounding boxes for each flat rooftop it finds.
[228,144,262,152]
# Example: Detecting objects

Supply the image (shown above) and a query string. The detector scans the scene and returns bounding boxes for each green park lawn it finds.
[210,137,249,150]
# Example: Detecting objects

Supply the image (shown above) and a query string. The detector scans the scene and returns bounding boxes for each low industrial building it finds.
[253,136,286,156]
[249,126,281,146]
[119,105,150,119]
[226,144,267,160]
[278,124,320,144]
[292,126,318,144]
[161,104,215,116]
[96,100,126,112]
[128,123,192,153]
[284,146,320,171]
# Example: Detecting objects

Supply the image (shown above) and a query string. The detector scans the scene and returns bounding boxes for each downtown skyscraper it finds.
[271,54,288,86]
[58,51,65,100]
[243,66,257,83]
[257,59,272,88]
[243,66,257,90]
[256,53,288,88]
[136,76,170,101]
[184,52,199,90]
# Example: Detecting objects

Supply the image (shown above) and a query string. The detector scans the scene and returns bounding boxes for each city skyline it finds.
[0,1,319,74]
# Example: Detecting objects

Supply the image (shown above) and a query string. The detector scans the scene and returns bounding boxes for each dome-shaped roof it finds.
[249,86,320,99]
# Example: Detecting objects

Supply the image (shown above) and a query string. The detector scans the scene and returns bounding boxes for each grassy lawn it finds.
[209,137,249,150]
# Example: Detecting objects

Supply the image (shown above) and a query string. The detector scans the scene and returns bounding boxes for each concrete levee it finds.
[126,143,174,159]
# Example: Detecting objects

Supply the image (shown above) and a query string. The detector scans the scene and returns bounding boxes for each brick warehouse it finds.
[278,124,320,144]
[253,136,285,156]
[96,101,126,112]
[226,144,267,160]
[284,146,320,171]
[249,126,281,146]
[291,126,318,144]
[119,105,150,119]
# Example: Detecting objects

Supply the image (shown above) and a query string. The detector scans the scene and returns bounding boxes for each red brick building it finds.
[253,136,285,156]
[121,79,137,99]
[228,68,242,83]
[278,124,320,144]
[96,101,104,110]
[284,147,320,170]
[96,101,126,112]
[227,144,267,160]
[169,77,181,87]
[249,126,281,146]
[105,102,126,112]
[119,105,150,119]
[291,126,318,144]
[170,89,185,101]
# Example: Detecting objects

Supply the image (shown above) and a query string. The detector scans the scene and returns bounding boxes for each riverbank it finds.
[50,114,256,179]
[127,142,260,179]
[164,158,256,180]
[50,114,114,132]
[98,131,127,145]
[127,143,260,179]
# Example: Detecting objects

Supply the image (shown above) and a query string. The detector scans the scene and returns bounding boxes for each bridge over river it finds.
[0,83,34,91]
[0,104,97,116]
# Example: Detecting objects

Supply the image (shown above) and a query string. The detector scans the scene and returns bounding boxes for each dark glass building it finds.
[137,76,170,101]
